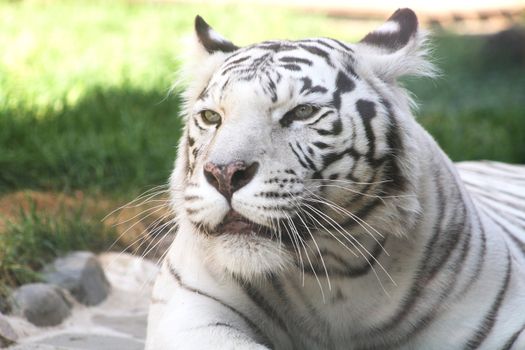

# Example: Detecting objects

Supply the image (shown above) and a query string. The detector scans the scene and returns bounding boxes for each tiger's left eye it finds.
[292,104,317,120]
[201,110,221,125]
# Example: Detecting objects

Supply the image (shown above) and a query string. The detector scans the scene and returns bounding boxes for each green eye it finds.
[201,110,221,125]
[293,104,316,120]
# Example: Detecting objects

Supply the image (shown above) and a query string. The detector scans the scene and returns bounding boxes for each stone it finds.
[0,312,17,347]
[11,284,71,327]
[42,251,110,306]
[9,344,68,350]
[92,313,147,339]
[37,333,144,350]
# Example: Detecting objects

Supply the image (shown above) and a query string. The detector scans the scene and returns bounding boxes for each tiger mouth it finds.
[214,210,271,236]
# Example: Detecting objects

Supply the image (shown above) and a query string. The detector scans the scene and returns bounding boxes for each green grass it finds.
[0,201,117,310]
[1,1,523,196]
[406,34,525,162]
[0,0,378,195]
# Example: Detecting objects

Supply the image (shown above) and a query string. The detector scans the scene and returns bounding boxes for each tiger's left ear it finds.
[357,8,434,82]
[194,16,238,55]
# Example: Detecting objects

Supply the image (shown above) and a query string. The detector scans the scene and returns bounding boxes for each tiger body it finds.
[146,9,525,350]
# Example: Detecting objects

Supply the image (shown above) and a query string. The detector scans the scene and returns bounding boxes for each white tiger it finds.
[146,9,525,350]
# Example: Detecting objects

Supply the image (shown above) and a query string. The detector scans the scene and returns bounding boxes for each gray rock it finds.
[92,313,147,339]
[37,333,144,350]
[42,251,110,306]
[0,312,17,347]
[11,284,71,327]
[8,344,69,350]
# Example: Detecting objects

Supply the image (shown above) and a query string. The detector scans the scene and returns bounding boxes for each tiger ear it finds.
[175,17,239,108]
[360,8,419,52]
[194,16,238,54]
[357,8,435,81]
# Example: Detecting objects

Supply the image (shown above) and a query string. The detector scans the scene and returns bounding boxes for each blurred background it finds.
[1,0,524,303]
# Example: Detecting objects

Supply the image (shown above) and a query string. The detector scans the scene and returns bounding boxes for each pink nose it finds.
[203,161,259,201]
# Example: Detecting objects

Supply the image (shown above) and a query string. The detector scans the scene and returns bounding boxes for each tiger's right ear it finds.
[356,8,435,82]
[194,16,238,55]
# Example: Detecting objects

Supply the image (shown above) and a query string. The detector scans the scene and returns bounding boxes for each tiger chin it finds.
[146,8,525,350]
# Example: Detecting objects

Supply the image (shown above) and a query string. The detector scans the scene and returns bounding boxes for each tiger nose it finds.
[203,161,259,202]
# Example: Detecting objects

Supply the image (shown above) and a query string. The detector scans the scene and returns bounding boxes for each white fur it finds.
[147,13,525,350]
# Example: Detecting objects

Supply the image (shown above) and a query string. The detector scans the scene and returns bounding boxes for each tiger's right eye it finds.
[201,110,221,125]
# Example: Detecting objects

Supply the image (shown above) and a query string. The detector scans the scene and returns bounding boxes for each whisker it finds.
[283,214,306,286]
[309,183,415,201]
[287,215,326,301]
[304,178,392,186]
[102,185,171,221]
[105,205,168,254]
[304,189,386,240]
[300,203,396,294]
[112,203,168,227]
[293,207,332,291]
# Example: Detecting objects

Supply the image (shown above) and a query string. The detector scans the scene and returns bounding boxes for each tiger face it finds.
[171,10,431,279]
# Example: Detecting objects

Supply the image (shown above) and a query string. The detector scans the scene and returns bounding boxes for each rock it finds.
[9,344,68,350]
[37,333,144,350]
[42,251,110,306]
[11,284,71,327]
[0,312,17,347]
[98,252,159,293]
[92,313,147,339]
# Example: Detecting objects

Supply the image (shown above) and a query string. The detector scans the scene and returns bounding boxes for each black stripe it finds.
[335,71,355,93]
[299,77,329,95]
[281,64,301,71]
[190,322,242,333]
[257,41,297,52]
[296,142,318,171]
[234,278,289,332]
[166,262,273,348]
[313,141,331,149]
[184,195,202,201]
[306,111,331,126]
[380,99,406,192]
[487,212,525,257]
[303,237,387,277]
[464,252,512,349]
[458,207,487,297]
[300,38,339,52]
[298,44,333,67]
[356,99,377,163]
[426,198,467,279]
[279,56,312,65]
[289,142,309,169]
[221,55,251,75]
[388,199,473,348]
[326,38,354,52]
[501,323,525,350]
[270,277,331,348]
[313,118,342,136]
[193,117,206,131]
[361,173,445,336]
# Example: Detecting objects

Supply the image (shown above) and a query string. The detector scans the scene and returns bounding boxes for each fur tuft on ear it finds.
[357,8,436,83]
[195,15,238,54]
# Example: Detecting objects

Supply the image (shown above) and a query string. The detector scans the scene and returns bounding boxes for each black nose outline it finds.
[203,161,259,202]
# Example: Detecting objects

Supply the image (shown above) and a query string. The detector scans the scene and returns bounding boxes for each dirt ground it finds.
[0,191,174,259]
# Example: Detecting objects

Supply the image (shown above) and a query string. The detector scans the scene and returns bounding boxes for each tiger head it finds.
[170,9,433,280]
